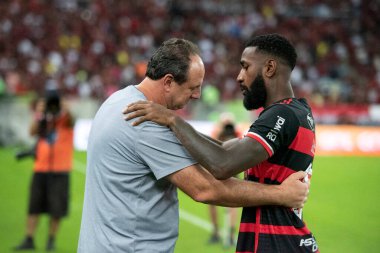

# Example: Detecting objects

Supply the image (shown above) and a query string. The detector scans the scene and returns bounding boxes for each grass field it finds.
[0,147,379,253]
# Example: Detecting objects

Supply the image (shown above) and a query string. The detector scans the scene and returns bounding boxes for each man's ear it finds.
[263,59,277,78]
[163,74,174,92]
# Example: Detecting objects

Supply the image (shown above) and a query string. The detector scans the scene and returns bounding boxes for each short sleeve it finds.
[136,122,197,180]
[246,105,299,157]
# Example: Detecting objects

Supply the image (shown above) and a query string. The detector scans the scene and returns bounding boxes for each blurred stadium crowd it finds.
[0,0,379,123]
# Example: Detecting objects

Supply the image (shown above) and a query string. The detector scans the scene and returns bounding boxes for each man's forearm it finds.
[170,116,233,179]
[207,177,284,207]
[198,132,222,145]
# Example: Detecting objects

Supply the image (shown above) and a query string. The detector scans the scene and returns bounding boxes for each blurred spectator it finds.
[0,0,379,119]
[208,113,241,248]
[13,90,74,251]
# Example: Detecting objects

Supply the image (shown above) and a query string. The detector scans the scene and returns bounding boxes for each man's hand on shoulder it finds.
[123,100,176,127]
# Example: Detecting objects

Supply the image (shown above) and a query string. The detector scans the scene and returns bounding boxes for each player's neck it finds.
[265,82,294,107]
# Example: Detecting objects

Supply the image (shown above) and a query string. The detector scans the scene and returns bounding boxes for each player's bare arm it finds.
[124,101,268,179]
[168,164,308,208]
[198,132,223,145]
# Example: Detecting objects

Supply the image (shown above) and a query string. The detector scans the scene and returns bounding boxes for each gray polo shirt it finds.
[77,86,197,253]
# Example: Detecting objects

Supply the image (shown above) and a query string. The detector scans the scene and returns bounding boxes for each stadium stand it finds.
[0,0,379,125]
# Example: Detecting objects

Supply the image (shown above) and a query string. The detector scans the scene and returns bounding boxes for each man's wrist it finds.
[271,185,285,206]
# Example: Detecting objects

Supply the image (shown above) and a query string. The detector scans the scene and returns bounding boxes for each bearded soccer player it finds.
[125,34,319,253]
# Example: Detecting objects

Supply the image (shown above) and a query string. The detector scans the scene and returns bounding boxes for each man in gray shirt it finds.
[77,38,308,253]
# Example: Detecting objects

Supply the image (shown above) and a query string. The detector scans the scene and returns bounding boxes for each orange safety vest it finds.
[33,113,74,172]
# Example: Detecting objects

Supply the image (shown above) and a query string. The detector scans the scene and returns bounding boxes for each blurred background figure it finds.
[208,113,241,248]
[13,90,74,251]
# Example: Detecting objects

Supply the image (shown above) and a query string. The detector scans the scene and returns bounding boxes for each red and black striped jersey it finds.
[236,98,319,253]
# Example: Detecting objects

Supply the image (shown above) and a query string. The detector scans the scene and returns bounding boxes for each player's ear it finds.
[163,74,174,92]
[264,59,276,78]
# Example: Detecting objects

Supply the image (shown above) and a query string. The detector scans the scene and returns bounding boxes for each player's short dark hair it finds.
[146,38,201,84]
[245,34,297,70]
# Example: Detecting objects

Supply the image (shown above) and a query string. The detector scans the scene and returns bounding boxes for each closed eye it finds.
[240,61,249,70]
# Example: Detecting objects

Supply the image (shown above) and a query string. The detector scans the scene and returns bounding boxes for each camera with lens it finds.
[45,91,61,115]
[37,91,61,139]
[15,91,61,161]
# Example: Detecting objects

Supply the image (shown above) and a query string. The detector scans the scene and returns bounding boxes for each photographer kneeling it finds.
[14,90,74,252]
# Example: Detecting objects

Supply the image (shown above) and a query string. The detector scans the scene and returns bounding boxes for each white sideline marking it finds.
[73,159,212,232]
[179,208,212,232]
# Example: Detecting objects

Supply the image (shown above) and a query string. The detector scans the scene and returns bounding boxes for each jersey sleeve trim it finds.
[245,132,274,157]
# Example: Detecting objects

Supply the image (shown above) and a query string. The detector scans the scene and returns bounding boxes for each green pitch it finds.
[0,147,379,253]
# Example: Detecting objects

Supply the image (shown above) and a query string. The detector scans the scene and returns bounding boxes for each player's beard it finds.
[243,74,267,110]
